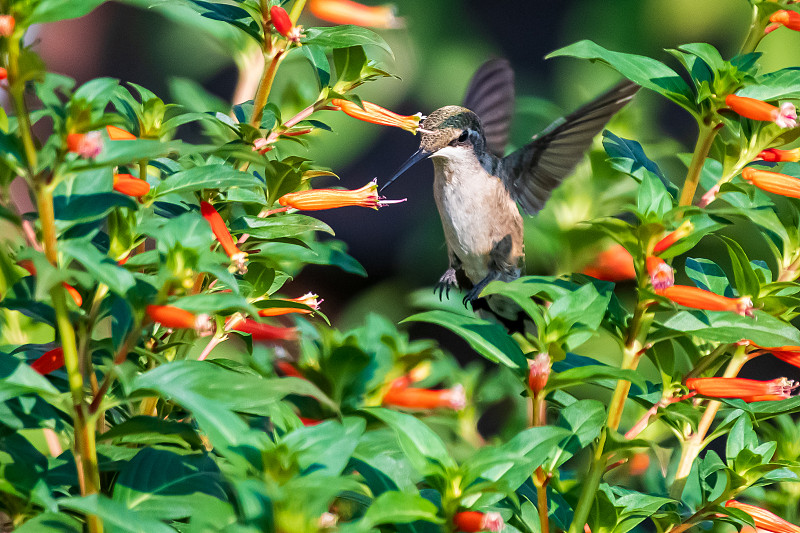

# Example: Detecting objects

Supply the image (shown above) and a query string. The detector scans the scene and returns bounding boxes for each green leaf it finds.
[738,68,800,101]
[230,213,334,239]
[603,131,677,195]
[549,354,647,391]
[637,169,674,218]
[685,257,733,296]
[282,418,365,477]
[29,0,107,24]
[302,26,393,57]
[718,235,761,298]
[61,239,137,297]
[359,491,442,529]
[546,40,694,111]
[54,191,136,223]
[402,310,527,371]
[364,407,456,476]
[661,310,800,346]
[300,44,332,88]
[550,399,605,468]
[59,494,176,533]
[154,164,260,197]
[98,416,203,449]
[0,352,60,402]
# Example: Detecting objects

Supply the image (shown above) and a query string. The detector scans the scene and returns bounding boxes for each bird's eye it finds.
[458,130,469,143]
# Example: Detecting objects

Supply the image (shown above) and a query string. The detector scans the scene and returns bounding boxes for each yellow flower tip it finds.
[331,98,421,133]
[653,220,694,254]
[309,0,404,29]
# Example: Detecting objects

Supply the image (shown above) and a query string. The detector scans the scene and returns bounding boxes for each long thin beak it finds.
[380,148,431,193]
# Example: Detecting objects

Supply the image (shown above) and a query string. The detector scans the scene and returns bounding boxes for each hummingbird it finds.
[381,59,639,321]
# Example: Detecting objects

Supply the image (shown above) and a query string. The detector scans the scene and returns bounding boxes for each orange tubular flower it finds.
[653,220,694,254]
[330,99,421,133]
[66,131,103,158]
[726,500,800,533]
[742,167,800,198]
[453,511,504,533]
[275,360,305,378]
[383,383,466,410]
[528,352,550,396]
[582,244,636,282]
[646,256,674,291]
[656,285,754,317]
[309,0,403,28]
[146,305,214,336]
[113,173,150,197]
[106,125,137,140]
[0,15,14,37]
[232,319,298,341]
[18,260,82,306]
[258,293,322,317]
[278,179,405,211]
[686,377,797,402]
[725,94,797,128]
[31,348,65,375]
[0,67,7,81]
[758,148,800,163]
[200,201,248,274]
[769,10,800,33]
[270,6,292,36]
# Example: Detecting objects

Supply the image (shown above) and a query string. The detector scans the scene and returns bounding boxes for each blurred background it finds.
[29,0,800,385]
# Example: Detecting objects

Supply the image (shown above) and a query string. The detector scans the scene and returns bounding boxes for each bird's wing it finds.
[462,58,515,158]
[500,81,640,215]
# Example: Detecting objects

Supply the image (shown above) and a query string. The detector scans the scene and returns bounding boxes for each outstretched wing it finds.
[462,58,515,158]
[500,81,639,215]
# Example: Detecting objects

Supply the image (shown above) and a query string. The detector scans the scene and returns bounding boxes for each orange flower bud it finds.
[382,384,466,410]
[278,179,405,211]
[31,348,64,375]
[275,360,305,378]
[0,67,7,81]
[330,99,421,133]
[686,377,797,402]
[656,285,753,317]
[726,94,797,128]
[66,131,103,158]
[113,173,150,197]
[232,319,298,341]
[258,293,322,316]
[528,352,550,395]
[726,500,800,533]
[742,167,800,198]
[769,10,800,32]
[200,201,247,274]
[453,511,504,533]
[106,125,137,140]
[646,256,674,290]
[300,417,323,427]
[146,305,214,336]
[18,260,82,306]
[757,148,800,163]
[269,5,293,37]
[653,220,694,254]
[582,244,636,282]
[0,15,15,37]
[309,0,403,29]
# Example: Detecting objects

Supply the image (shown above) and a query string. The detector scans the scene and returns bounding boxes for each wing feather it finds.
[463,58,515,157]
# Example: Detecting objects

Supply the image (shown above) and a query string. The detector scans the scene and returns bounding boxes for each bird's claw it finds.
[435,268,458,301]
[462,286,482,307]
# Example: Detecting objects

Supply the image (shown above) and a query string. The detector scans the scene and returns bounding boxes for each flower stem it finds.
[288,0,307,24]
[739,5,768,56]
[679,122,720,207]
[250,48,286,127]
[531,393,549,533]
[670,345,748,499]
[568,301,653,533]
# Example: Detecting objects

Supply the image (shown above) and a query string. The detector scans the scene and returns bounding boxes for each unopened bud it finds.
[528,352,551,395]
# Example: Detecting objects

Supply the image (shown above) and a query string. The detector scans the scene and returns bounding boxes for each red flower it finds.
[742,167,800,198]
[528,353,550,396]
[0,15,15,37]
[258,293,322,317]
[146,305,214,336]
[200,201,247,274]
[725,500,800,533]
[30,348,64,375]
[656,285,754,317]
[113,174,150,197]
[453,511,504,532]
[725,94,797,128]
[0,67,7,81]
[278,179,405,211]
[746,342,800,369]
[685,377,797,402]
[66,131,103,158]
[653,220,693,254]
[757,148,800,163]
[382,383,466,410]
[275,360,305,378]
[106,125,137,140]
[232,319,298,341]
[646,256,674,291]
[582,244,636,282]
[331,99,421,133]
[768,10,800,33]
[308,0,403,29]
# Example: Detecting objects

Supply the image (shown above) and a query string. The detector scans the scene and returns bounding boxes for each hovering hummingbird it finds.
[381,59,639,319]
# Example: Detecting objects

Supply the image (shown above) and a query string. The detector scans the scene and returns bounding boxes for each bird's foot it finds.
[434,268,458,301]
[462,271,501,307]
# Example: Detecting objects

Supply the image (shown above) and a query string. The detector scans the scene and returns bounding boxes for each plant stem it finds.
[250,48,286,127]
[531,393,549,533]
[567,302,653,533]
[138,159,147,182]
[670,345,748,499]
[288,0,307,24]
[679,122,719,207]
[739,5,768,56]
